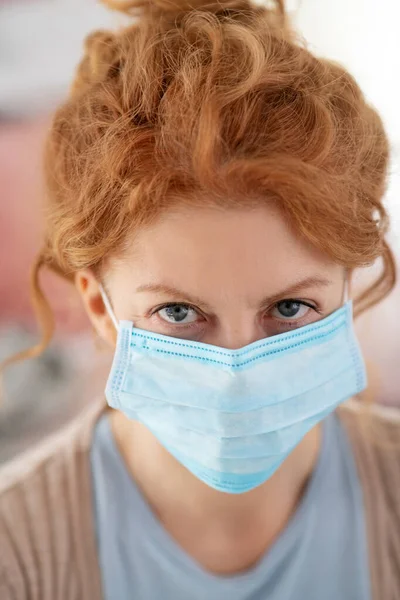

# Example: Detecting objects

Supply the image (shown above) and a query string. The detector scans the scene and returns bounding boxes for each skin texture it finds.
[76,203,346,575]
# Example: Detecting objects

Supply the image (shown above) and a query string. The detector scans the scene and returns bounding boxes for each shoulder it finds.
[337,399,400,498]
[0,398,106,598]
[337,402,400,595]
[338,398,400,441]
[342,398,400,422]
[0,397,106,497]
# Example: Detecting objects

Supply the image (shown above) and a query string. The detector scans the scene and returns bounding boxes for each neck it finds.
[109,408,322,574]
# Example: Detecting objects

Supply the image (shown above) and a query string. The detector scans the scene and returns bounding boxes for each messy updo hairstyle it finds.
[9,0,399,364]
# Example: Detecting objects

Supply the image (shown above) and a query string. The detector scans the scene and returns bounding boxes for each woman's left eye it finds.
[157,304,199,325]
[270,300,313,320]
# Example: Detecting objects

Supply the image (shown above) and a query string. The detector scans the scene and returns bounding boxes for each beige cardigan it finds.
[0,398,399,599]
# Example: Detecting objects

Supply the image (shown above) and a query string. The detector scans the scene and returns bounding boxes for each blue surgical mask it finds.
[99,283,366,494]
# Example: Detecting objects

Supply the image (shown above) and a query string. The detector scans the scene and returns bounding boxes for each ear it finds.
[75,269,116,347]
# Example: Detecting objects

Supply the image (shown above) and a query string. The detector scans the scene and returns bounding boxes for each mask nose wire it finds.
[99,283,119,331]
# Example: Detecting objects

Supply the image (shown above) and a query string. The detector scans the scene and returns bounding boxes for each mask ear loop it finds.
[99,283,119,331]
[343,277,349,304]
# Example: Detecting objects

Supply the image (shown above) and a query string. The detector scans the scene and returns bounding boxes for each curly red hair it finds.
[7,0,398,365]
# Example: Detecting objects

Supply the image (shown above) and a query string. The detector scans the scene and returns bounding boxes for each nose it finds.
[210,322,266,350]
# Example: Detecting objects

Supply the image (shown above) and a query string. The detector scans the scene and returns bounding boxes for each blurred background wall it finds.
[0,0,399,463]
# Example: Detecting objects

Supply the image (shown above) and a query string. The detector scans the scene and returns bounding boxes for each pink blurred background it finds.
[0,0,399,462]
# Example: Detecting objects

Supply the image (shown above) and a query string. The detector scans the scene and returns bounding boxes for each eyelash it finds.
[150,303,203,330]
[151,299,321,329]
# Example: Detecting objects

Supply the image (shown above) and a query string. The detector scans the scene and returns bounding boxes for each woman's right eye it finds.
[157,304,200,325]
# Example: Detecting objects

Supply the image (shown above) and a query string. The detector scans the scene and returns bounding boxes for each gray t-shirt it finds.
[90,411,371,600]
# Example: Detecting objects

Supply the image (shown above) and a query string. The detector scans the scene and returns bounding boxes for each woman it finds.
[1,0,399,598]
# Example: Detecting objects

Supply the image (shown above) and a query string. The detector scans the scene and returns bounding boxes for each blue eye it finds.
[271,300,311,320]
[157,304,199,325]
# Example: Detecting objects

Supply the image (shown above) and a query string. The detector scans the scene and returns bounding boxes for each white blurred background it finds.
[0,0,399,462]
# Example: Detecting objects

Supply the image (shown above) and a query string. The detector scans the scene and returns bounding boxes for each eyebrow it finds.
[135,276,333,309]
[258,276,333,308]
[136,283,212,310]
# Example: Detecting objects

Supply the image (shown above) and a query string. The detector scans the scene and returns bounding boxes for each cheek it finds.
[324,286,347,315]
[321,287,346,313]
[104,278,137,321]
[263,309,318,338]
[338,280,348,306]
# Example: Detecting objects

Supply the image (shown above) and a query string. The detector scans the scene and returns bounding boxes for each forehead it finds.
[110,204,341,295]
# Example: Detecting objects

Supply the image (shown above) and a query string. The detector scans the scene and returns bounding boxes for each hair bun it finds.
[101,0,285,26]
[71,30,119,94]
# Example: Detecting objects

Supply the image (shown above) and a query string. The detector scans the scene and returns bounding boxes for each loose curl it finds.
[4,0,397,368]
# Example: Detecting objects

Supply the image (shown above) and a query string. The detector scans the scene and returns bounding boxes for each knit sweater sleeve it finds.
[0,401,105,600]
[0,449,79,599]
[338,401,400,600]
[1,399,399,600]
[0,474,44,599]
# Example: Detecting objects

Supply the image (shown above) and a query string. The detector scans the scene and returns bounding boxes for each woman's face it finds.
[77,204,346,348]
